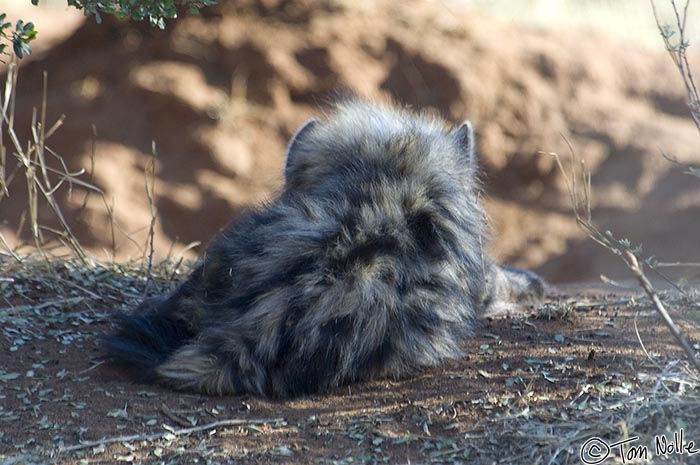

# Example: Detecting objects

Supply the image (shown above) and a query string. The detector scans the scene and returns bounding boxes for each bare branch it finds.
[59,417,286,454]
[548,145,700,373]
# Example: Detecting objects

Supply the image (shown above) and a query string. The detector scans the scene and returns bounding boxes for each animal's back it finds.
[102,101,544,398]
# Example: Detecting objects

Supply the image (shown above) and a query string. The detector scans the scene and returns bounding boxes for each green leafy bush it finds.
[1,0,217,61]
[65,0,218,29]
[0,14,38,60]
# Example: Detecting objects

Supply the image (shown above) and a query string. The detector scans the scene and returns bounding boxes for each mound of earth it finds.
[1,0,698,282]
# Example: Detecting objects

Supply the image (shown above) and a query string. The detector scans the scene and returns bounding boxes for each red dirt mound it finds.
[2,0,698,282]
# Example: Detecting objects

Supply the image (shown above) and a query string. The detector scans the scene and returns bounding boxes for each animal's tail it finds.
[101,309,194,382]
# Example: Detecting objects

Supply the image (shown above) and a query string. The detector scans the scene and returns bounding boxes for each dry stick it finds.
[0,232,21,262]
[2,64,91,261]
[646,259,700,311]
[160,403,194,428]
[549,147,700,373]
[167,240,201,281]
[650,0,700,132]
[143,142,158,298]
[102,195,118,262]
[35,74,87,262]
[625,251,700,373]
[75,125,98,225]
[633,311,662,371]
[655,261,700,267]
[59,417,285,453]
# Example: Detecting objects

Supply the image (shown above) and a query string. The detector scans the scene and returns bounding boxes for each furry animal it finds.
[102,101,545,398]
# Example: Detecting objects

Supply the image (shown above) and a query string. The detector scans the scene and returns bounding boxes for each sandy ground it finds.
[1,0,698,284]
[1,259,697,464]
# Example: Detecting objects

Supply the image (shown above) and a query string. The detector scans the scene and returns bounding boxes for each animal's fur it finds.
[102,101,545,398]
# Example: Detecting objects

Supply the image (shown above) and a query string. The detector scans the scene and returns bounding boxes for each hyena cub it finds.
[102,101,545,398]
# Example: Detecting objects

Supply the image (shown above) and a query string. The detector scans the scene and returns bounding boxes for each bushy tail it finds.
[101,311,194,382]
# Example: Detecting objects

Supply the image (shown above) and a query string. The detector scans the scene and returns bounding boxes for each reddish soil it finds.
[1,263,697,464]
[2,0,698,283]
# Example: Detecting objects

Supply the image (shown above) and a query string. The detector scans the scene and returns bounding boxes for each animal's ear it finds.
[454,120,476,166]
[285,118,318,181]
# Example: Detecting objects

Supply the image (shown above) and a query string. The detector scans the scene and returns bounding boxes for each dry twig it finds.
[626,250,700,372]
[59,417,285,453]
[142,141,158,297]
[650,0,700,133]
[546,144,700,373]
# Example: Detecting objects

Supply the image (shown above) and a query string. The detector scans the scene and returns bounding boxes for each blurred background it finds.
[1,0,698,283]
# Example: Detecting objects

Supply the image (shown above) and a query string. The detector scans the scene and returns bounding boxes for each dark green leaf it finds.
[12,40,25,59]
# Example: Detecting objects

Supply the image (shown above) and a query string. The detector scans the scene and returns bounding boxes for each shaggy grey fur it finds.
[102,101,545,398]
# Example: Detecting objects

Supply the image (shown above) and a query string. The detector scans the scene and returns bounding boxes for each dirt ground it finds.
[0,260,699,465]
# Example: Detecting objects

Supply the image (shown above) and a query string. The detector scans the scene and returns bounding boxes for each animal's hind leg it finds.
[482,265,545,316]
